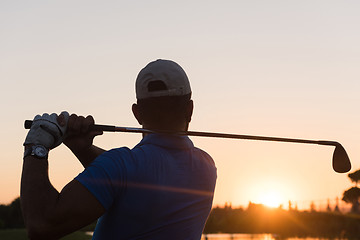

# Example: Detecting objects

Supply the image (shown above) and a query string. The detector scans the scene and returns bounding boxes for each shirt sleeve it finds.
[75,148,130,210]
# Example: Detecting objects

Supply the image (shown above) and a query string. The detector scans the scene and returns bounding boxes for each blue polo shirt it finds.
[75,134,217,240]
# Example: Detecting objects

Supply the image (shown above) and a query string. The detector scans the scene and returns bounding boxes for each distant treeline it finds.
[204,203,360,238]
[0,198,23,229]
[3,197,360,239]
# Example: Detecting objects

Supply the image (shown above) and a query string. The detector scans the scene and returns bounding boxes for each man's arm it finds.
[21,153,105,239]
[21,113,106,239]
[67,144,105,168]
[63,114,105,168]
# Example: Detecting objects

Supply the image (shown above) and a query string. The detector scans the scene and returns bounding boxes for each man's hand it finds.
[63,114,103,152]
[63,114,104,168]
[24,111,69,149]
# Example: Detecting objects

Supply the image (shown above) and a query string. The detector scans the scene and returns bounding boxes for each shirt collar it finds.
[135,133,194,150]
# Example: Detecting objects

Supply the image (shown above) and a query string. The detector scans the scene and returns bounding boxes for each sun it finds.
[256,190,283,208]
[248,180,288,208]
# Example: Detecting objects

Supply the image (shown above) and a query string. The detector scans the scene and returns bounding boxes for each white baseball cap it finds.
[135,59,192,100]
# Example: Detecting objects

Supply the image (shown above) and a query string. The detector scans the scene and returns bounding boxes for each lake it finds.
[201,234,338,240]
[87,232,339,239]
[202,234,276,240]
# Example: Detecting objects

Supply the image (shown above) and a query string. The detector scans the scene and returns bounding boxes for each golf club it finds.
[24,120,351,173]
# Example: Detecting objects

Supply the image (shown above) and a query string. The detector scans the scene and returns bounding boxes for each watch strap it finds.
[24,145,49,159]
[24,147,32,158]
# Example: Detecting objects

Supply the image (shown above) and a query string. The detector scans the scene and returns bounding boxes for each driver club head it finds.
[332,144,351,173]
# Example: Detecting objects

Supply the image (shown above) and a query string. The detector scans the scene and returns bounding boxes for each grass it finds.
[61,231,92,240]
[0,229,92,240]
[0,229,27,240]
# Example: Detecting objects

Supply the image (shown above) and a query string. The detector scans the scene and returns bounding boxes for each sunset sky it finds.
[1,1,359,211]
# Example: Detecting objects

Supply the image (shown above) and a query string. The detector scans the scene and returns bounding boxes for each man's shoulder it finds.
[90,147,133,168]
[193,146,216,166]
[102,146,132,157]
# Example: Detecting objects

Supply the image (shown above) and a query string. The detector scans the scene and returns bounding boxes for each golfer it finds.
[21,59,217,239]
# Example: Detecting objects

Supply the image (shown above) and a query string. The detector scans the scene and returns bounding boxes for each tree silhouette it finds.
[334,197,340,212]
[342,169,360,213]
[348,170,360,187]
[326,199,331,212]
[310,201,316,212]
[0,197,24,228]
[342,187,360,213]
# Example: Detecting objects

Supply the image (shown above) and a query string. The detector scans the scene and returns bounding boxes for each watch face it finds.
[34,145,48,158]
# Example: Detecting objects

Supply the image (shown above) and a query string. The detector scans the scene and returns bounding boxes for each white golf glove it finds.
[24,111,69,149]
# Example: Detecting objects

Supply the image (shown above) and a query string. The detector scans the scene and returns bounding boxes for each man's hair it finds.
[137,93,192,131]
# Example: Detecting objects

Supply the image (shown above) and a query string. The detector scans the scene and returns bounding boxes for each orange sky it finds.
[1,1,359,210]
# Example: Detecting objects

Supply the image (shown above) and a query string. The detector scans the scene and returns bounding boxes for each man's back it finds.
[76,134,217,239]
[20,59,217,240]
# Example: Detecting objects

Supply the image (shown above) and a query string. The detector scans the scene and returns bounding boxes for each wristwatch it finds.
[24,145,49,159]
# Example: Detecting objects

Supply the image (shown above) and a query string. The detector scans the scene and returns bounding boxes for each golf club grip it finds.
[24,120,116,132]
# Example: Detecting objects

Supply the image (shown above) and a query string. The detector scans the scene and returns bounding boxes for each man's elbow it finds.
[25,221,61,240]
[26,229,50,240]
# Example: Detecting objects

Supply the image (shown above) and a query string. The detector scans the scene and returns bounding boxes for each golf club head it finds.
[333,144,351,173]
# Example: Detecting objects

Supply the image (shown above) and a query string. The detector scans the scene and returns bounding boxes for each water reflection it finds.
[200,234,342,240]
[86,232,344,239]
[201,234,276,240]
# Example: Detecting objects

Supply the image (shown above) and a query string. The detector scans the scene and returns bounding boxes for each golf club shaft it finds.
[24,120,339,147]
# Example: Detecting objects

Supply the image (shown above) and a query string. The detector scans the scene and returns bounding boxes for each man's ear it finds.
[132,103,142,125]
[186,100,194,123]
